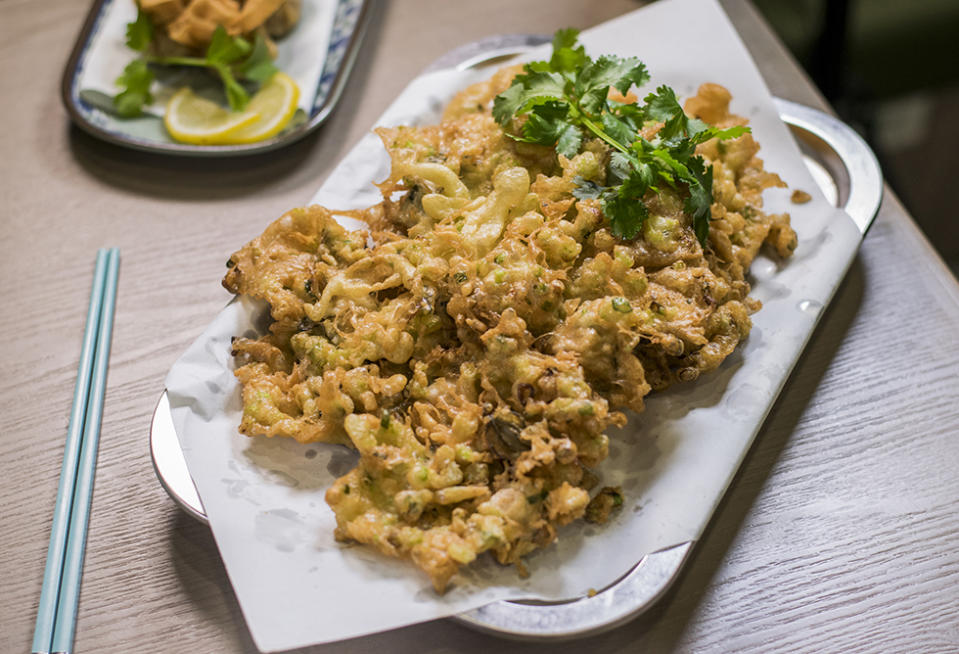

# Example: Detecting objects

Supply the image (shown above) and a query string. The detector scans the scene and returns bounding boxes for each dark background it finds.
[753,0,959,276]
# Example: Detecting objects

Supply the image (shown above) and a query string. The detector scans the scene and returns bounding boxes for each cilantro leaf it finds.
[549,28,587,73]
[491,83,526,124]
[515,101,583,157]
[519,101,570,144]
[608,99,644,132]
[644,85,683,122]
[578,55,649,97]
[235,33,277,83]
[685,156,714,246]
[492,71,566,125]
[620,166,651,199]
[633,159,656,191]
[607,151,633,185]
[555,122,583,158]
[572,176,603,200]
[606,165,654,238]
[125,10,153,52]
[551,27,581,52]
[687,116,711,140]
[517,71,568,103]
[644,85,688,141]
[691,123,750,144]
[648,146,691,180]
[494,29,749,247]
[577,55,647,114]
[600,112,635,148]
[113,59,153,117]
[605,184,649,239]
[206,26,252,65]
[215,65,251,111]
[573,174,649,239]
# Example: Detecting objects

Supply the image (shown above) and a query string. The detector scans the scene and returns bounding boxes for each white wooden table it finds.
[2,1,958,652]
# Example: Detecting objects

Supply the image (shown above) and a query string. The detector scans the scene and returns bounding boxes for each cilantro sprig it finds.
[113,10,278,117]
[492,29,749,246]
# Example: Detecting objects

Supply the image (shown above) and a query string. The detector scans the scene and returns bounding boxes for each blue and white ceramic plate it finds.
[61,0,370,156]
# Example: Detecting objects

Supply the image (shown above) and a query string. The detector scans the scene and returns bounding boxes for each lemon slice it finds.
[164,88,260,145]
[222,72,301,144]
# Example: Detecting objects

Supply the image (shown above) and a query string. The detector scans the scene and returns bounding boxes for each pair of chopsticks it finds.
[32,248,120,654]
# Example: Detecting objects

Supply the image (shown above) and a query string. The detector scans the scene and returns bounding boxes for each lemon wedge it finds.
[164,88,260,145]
[222,72,300,144]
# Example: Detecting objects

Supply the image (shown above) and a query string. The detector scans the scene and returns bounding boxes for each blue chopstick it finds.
[31,248,120,654]
[50,248,119,653]
[31,251,108,654]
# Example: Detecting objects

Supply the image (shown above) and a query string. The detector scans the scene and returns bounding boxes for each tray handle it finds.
[456,541,694,640]
[773,97,883,235]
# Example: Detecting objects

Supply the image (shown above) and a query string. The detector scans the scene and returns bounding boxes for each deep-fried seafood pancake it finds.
[224,73,796,592]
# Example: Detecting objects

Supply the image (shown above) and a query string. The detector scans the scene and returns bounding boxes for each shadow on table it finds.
[64,2,388,203]
[168,508,279,653]
[163,255,866,654]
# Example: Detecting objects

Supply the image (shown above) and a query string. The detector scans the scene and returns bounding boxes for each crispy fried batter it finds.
[138,0,299,53]
[223,75,796,592]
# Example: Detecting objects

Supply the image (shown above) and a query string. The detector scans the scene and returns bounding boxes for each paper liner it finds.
[166,0,862,649]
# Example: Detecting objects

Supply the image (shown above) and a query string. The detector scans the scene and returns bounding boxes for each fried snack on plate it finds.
[223,68,795,592]
[138,0,299,53]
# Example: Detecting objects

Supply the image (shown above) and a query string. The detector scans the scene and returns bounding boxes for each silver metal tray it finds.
[151,37,882,640]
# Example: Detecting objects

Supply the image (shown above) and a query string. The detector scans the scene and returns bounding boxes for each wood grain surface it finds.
[2,1,958,652]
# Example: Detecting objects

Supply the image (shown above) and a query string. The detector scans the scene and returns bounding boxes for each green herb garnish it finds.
[113,11,278,117]
[492,29,749,246]
[125,8,154,52]
[113,60,154,117]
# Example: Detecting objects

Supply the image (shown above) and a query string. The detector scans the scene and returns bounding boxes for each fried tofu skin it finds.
[138,0,300,53]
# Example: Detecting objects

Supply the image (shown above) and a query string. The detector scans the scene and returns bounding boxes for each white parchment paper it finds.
[76,0,335,115]
[166,0,864,650]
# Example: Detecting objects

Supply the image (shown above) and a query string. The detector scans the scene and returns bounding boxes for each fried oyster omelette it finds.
[223,62,796,592]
